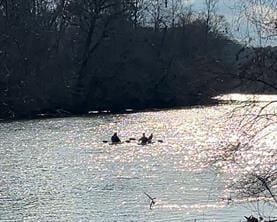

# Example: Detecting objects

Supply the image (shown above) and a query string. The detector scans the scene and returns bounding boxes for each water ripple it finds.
[0,102,276,221]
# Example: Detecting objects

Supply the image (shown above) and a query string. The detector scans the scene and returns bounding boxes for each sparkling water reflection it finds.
[0,103,276,221]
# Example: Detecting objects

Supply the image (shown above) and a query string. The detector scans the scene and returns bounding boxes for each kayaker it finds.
[111,132,121,143]
[139,133,148,145]
[147,133,153,143]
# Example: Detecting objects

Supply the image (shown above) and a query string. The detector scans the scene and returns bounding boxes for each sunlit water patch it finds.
[0,103,276,221]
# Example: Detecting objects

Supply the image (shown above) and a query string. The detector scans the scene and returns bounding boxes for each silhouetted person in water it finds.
[147,133,153,143]
[139,133,148,145]
[111,133,121,143]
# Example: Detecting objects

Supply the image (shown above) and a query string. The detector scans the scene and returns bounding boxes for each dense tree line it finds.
[0,0,251,119]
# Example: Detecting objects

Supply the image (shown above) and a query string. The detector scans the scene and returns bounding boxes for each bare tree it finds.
[212,2,277,216]
[67,0,127,109]
[217,77,277,219]
[125,0,145,28]
[203,0,219,49]
[232,0,277,46]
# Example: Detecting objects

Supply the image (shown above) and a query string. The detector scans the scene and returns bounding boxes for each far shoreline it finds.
[1,96,272,122]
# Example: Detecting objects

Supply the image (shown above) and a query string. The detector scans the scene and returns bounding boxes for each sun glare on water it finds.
[0,97,276,221]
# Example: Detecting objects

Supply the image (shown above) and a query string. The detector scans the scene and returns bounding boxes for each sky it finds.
[188,0,277,46]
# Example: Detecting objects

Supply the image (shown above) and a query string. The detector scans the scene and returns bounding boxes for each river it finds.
[0,96,276,221]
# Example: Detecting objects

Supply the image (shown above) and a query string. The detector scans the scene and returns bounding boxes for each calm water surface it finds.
[0,102,276,221]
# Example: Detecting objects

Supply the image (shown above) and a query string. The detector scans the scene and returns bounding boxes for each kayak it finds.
[109,142,123,145]
[137,141,155,145]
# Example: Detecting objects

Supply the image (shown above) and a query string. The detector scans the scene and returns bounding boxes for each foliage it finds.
[0,0,239,118]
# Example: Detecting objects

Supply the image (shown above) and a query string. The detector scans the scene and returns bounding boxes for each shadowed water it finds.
[0,101,276,221]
